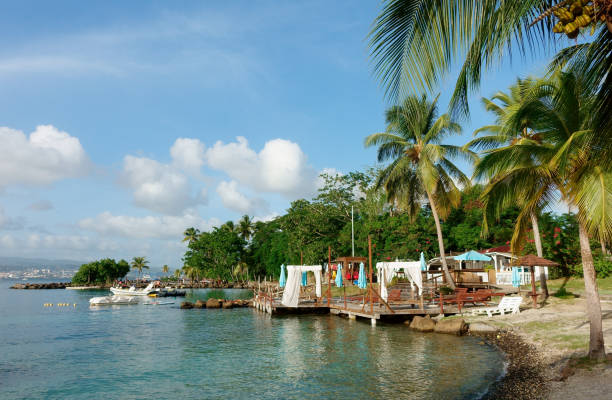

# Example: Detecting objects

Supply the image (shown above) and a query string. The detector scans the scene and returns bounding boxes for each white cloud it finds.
[206,136,318,198]
[216,180,269,215]
[0,234,16,249]
[0,125,90,187]
[170,138,205,174]
[0,206,25,230]
[122,138,208,215]
[78,210,219,239]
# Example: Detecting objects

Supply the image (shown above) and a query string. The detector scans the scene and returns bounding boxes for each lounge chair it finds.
[469,296,522,317]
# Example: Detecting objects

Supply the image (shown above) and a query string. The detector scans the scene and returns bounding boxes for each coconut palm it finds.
[182,265,199,283]
[365,95,476,290]
[220,221,236,233]
[174,269,182,281]
[182,227,200,244]
[130,256,150,282]
[467,77,552,296]
[162,264,169,277]
[368,1,612,164]
[474,72,610,360]
[238,215,254,240]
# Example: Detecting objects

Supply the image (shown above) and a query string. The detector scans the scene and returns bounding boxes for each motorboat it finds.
[149,288,186,297]
[89,295,139,306]
[110,282,155,296]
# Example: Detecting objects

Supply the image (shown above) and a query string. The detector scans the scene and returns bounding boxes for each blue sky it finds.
[0,1,558,269]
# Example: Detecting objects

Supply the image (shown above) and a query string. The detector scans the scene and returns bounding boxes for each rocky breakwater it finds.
[10,282,69,289]
[180,299,252,310]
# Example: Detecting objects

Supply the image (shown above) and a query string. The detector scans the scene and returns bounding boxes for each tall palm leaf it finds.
[238,215,254,241]
[182,227,200,244]
[365,95,476,289]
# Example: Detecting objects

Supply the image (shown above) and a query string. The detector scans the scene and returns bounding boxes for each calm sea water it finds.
[0,280,505,399]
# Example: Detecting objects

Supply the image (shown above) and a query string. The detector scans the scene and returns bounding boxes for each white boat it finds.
[89,295,139,306]
[110,282,155,296]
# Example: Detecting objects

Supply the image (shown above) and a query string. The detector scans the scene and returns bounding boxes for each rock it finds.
[222,300,233,309]
[180,301,194,309]
[469,322,497,334]
[434,318,467,335]
[10,283,26,289]
[206,298,221,309]
[194,300,206,309]
[409,315,437,332]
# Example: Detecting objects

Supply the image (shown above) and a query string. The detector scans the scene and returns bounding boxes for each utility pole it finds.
[351,205,355,257]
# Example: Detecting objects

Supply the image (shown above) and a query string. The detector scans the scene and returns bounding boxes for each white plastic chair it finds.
[469,296,522,317]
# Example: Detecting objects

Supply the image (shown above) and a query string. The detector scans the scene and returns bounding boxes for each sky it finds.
[0,1,559,270]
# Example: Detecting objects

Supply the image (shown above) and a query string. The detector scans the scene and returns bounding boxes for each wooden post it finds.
[368,236,373,315]
[300,251,303,266]
[530,266,538,308]
[439,292,444,314]
[327,246,331,306]
[343,285,347,310]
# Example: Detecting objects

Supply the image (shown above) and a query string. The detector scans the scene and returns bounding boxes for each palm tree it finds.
[182,265,199,283]
[467,77,551,297]
[130,256,150,282]
[474,72,610,360]
[365,95,476,290]
[221,220,236,233]
[174,268,182,281]
[238,215,254,240]
[162,264,169,277]
[182,227,200,244]
[368,1,611,163]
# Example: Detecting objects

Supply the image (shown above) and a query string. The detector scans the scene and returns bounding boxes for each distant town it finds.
[0,268,77,280]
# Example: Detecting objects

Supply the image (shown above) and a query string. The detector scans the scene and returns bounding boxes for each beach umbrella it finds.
[279,264,286,288]
[512,254,559,308]
[301,271,308,286]
[335,264,343,288]
[420,252,427,271]
[453,250,492,269]
[357,262,367,289]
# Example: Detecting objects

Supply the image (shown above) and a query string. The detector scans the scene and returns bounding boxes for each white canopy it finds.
[376,261,423,301]
[281,265,322,308]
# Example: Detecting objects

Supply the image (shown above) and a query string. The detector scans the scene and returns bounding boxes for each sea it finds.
[0,279,505,399]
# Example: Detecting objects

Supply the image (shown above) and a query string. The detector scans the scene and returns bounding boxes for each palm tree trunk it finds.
[600,238,608,258]
[426,190,456,290]
[530,211,548,298]
[578,221,606,361]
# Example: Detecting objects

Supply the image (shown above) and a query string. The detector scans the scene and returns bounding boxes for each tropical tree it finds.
[474,72,610,360]
[130,256,150,282]
[182,265,199,283]
[162,264,169,277]
[174,268,182,281]
[467,77,551,296]
[365,95,476,290]
[221,221,236,233]
[238,215,254,241]
[368,1,611,162]
[183,227,200,244]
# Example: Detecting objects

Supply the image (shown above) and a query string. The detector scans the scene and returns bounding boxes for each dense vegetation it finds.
[72,258,130,285]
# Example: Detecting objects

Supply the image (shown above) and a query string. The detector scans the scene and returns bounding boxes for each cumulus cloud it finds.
[170,138,205,174]
[216,180,269,215]
[0,125,90,187]
[121,138,208,215]
[78,210,219,239]
[206,136,318,198]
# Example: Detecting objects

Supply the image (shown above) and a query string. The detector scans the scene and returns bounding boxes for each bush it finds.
[570,258,612,279]
[439,286,453,295]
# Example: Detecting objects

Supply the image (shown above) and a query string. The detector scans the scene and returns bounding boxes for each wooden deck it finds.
[253,295,463,324]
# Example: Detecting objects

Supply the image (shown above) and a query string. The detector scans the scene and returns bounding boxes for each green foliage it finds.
[553,287,576,299]
[72,258,130,285]
[571,258,612,279]
[439,286,453,295]
[183,226,246,280]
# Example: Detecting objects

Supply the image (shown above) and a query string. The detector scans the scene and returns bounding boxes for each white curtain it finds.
[281,265,322,307]
[376,261,423,301]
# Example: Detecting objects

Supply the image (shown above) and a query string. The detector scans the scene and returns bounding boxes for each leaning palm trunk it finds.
[530,211,548,298]
[427,191,456,290]
[578,221,606,360]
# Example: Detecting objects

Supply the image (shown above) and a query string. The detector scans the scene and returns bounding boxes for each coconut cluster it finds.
[552,0,597,38]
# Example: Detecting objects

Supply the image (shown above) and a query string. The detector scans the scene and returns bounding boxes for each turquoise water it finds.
[0,280,504,399]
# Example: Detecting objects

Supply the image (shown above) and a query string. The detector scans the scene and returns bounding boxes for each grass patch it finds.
[549,334,588,351]
[522,276,612,295]
[553,287,578,299]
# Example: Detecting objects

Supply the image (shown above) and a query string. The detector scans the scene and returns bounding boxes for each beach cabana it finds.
[376,261,423,301]
[281,265,322,308]
[512,254,559,307]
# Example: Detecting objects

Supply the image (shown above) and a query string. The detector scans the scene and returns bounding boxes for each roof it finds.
[481,245,511,253]
[512,254,559,267]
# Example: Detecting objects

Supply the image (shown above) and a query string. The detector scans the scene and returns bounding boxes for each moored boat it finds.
[110,282,155,296]
[89,295,139,306]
